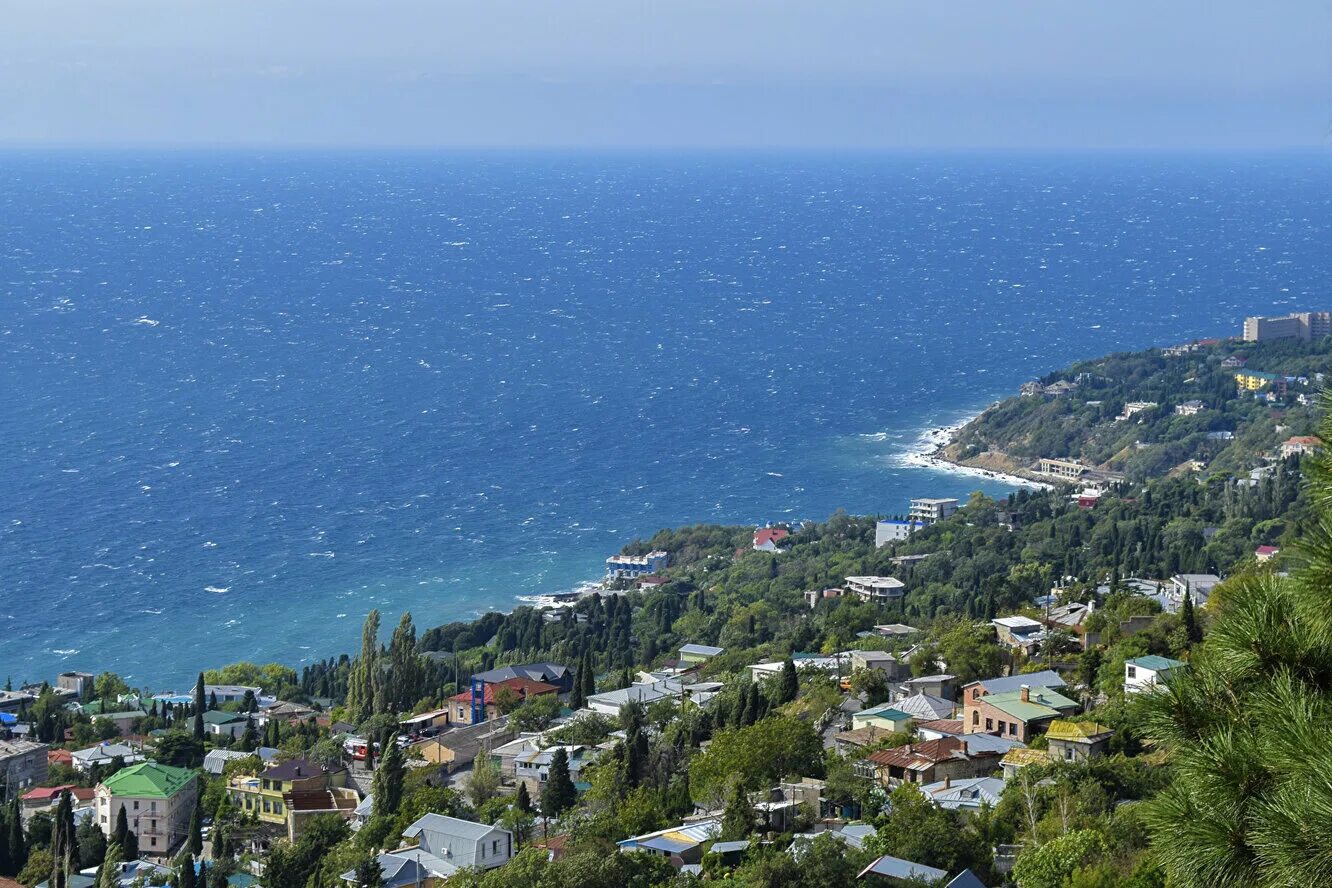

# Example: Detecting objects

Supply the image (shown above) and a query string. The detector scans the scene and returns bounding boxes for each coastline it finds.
[895,410,1052,491]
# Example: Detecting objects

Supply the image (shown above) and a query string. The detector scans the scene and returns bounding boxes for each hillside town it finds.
[0,317,1328,888]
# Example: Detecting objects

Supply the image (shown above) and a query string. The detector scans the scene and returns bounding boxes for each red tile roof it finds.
[754,528,790,547]
[448,676,560,705]
[22,785,94,803]
[48,749,74,765]
[865,737,966,769]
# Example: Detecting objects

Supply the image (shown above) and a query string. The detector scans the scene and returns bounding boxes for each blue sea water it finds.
[3,151,1330,689]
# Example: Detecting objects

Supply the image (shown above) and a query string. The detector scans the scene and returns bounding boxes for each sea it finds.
[3,150,1330,689]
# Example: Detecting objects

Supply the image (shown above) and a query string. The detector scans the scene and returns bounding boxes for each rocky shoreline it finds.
[898,411,1052,490]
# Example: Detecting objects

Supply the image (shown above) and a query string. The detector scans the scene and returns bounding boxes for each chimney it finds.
[904,744,912,754]
[1020,685,1030,703]
[943,775,951,789]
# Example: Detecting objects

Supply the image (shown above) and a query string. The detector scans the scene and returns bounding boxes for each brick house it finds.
[963,684,1079,742]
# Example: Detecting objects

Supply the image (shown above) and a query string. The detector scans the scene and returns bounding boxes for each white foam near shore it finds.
[894,411,1051,490]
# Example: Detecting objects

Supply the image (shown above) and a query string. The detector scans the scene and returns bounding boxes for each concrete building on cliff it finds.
[1243,311,1332,342]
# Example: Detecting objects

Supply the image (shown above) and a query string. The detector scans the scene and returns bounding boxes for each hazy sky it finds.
[3,1,1329,150]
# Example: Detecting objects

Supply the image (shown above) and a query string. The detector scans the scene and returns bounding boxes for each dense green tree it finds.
[866,785,993,880]
[351,856,384,888]
[719,782,753,841]
[1139,409,1332,887]
[467,754,500,809]
[93,843,122,888]
[515,782,532,814]
[75,817,105,870]
[1012,830,1108,888]
[263,816,349,888]
[541,748,577,818]
[385,613,427,712]
[155,732,204,768]
[689,716,824,807]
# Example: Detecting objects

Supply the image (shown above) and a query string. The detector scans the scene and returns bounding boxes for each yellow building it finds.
[228,758,348,827]
[1235,370,1282,392]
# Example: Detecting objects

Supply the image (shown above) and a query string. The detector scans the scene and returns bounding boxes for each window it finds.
[971,711,979,725]
[150,838,157,848]
[985,718,993,731]
[491,840,499,856]
[997,720,1006,734]
[151,820,156,830]
[1126,666,1137,679]
[1064,747,1074,760]
[1008,723,1017,736]
[133,801,139,810]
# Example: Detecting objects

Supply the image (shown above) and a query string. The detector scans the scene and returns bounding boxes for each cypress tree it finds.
[178,854,196,888]
[8,800,24,874]
[778,655,799,704]
[569,655,586,711]
[188,802,203,856]
[0,804,10,877]
[515,782,532,814]
[372,740,405,817]
[541,748,576,818]
[112,808,128,852]
[346,610,382,723]
[197,858,207,888]
[1182,591,1202,645]
[238,718,258,753]
[621,703,647,788]
[51,791,75,888]
[580,658,595,702]
[193,674,206,741]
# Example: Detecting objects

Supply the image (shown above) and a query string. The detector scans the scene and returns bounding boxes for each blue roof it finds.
[859,854,948,882]
[947,870,989,888]
[975,670,1065,695]
[710,840,750,854]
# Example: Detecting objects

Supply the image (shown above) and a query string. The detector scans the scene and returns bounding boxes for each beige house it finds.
[95,762,198,860]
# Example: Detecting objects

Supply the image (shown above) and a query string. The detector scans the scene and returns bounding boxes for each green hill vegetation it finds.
[947,335,1332,481]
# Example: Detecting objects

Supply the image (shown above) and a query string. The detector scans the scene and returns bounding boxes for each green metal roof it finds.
[1127,655,1185,672]
[857,705,911,721]
[101,762,196,798]
[983,687,1079,722]
[203,710,248,725]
